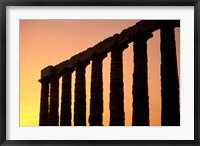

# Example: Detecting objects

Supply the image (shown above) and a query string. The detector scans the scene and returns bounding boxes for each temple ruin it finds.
[38,20,180,126]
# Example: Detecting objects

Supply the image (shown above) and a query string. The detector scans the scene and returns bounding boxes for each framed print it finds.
[0,0,199,146]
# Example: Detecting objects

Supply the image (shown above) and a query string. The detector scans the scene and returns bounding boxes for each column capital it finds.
[110,43,129,52]
[92,52,107,61]
[133,32,153,42]
[61,67,75,75]
[159,21,177,29]
[38,77,50,83]
[75,60,90,69]
[49,73,61,81]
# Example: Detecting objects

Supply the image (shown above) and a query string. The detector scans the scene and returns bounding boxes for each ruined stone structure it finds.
[39,20,180,126]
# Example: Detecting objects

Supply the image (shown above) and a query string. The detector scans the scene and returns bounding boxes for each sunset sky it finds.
[20,20,180,126]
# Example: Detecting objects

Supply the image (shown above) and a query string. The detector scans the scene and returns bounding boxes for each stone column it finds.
[48,74,60,126]
[39,77,49,126]
[74,61,90,126]
[160,26,180,126]
[89,53,107,126]
[109,44,127,126]
[60,68,74,126]
[132,33,153,126]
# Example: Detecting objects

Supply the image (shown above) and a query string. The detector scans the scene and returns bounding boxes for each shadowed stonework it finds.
[132,33,153,126]
[160,25,180,126]
[74,61,90,126]
[60,68,74,126]
[109,44,127,126]
[38,20,180,126]
[39,77,49,126]
[89,53,107,126]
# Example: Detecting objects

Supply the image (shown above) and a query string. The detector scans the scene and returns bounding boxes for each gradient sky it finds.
[20,20,180,126]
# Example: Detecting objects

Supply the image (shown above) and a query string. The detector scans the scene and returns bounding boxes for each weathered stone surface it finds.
[86,47,95,55]
[159,20,180,28]
[78,50,92,62]
[109,45,127,126]
[68,53,82,66]
[55,60,70,73]
[60,68,74,126]
[93,41,106,54]
[160,26,180,126]
[89,53,107,126]
[102,36,115,48]
[74,61,90,126]
[41,66,54,79]
[136,20,180,34]
[39,77,50,126]
[118,28,132,45]
[101,34,119,51]
[132,33,153,126]
[48,75,60,126]
[136,20,159,33]
[126,24,139,40]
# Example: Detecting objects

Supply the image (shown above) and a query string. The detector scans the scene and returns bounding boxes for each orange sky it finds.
[20,20,180,126]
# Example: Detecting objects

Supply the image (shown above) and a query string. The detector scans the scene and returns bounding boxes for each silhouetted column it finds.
[132,33,153,126]
[89,53,107,126]
[60,68,74,126]
[74,61,90,126]
[109,44,127,126]
[49,74,60,126]
[39,77,49,126]
[160,26,180,126]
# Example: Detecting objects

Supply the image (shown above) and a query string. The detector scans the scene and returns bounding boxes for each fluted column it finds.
[49,74,60,126]
[74,61,90,126]
[160,26,180,126]
[109,44,127,126]
[60,68,74,126]
[89,53,107,126]
[132,33,153,126]
[39,77,49,126]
